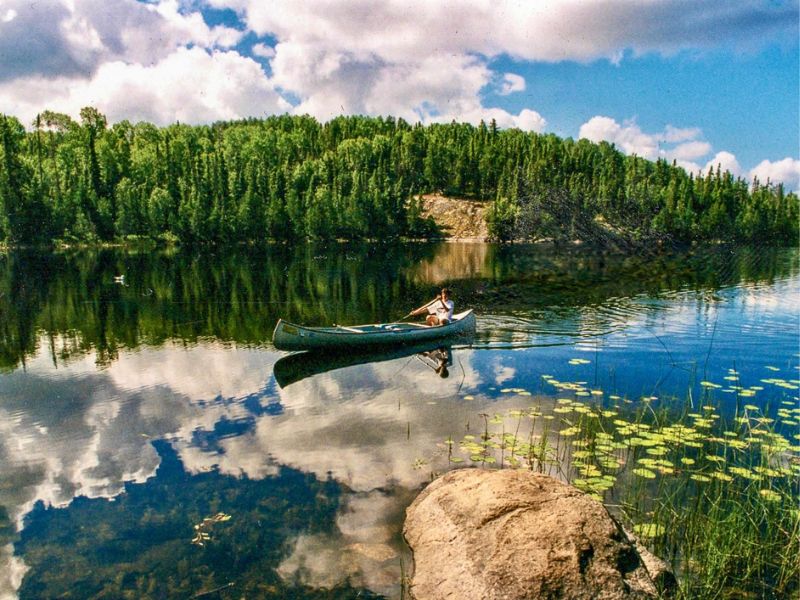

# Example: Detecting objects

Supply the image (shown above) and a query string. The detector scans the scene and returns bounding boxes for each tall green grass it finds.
[442,372,800,599]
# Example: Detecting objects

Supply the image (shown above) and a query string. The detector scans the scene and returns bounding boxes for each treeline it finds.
[0,110,796,245]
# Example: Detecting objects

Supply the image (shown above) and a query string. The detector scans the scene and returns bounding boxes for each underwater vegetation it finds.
[440,359,800,599]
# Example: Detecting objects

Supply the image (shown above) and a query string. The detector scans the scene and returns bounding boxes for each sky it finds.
[0,0,798,189]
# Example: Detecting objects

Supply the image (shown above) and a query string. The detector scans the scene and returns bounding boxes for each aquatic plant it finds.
[443,363,800,599]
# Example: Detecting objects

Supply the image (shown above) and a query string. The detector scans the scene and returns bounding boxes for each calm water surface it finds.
[0,243,798,599]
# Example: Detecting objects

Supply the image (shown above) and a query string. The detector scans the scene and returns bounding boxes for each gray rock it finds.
[403,468,669,600]
[623,527,677,594]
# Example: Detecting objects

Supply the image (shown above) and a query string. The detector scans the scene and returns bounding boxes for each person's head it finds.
[435,364,450,378]
[441,287,451,300]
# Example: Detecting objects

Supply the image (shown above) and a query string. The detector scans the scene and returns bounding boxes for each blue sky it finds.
[486,47,798,169]
[0,0,797,188]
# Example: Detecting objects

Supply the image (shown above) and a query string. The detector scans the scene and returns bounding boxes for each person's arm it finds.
[410,296,439,316]
[432,295,449,314]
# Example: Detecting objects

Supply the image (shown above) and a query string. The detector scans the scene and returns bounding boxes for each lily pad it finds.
[633,523,666,538]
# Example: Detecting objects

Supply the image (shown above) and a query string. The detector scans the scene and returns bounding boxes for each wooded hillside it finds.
[0,111,796,245]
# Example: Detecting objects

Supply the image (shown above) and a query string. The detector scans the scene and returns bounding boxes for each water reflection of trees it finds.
[448,244,799,314]
[0,244,437,370]
[1,244,796,370]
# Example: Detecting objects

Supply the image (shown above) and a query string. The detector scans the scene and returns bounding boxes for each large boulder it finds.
[403,469,670,600]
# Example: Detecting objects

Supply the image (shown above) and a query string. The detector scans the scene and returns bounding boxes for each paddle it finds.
[402,296,441,321]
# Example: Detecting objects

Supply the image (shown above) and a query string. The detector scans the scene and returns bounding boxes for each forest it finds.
[0,110,797,246]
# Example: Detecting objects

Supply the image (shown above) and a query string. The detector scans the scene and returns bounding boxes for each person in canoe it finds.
[409,288,454,326]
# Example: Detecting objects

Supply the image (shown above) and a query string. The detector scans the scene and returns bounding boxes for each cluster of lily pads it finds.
[700,366,800,398]
[448,395,798,500]
[439,357,799,597]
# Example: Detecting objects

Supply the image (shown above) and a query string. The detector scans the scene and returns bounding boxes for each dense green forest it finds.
[0,110,796,245]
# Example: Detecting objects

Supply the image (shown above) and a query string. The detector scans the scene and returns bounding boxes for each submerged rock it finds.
[403,469,671,600]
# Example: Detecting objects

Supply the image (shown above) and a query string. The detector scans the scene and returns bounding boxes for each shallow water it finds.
[0,243,797,598]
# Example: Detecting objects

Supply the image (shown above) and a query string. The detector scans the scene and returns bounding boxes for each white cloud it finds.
[269,44,542,129]
[218,0,796,65]
[0,0,265,125]
[579,115,721,174]
[579,116,662,160]
[704,151,742,177]
[749,157,800,191]
[0,0,795,159]
[578,116,800,189]
[498,73,526,96]
[213,0,793,127]
[367,55,492,120]
[0,0,243,82]
[508,108,547,132]
[252,42,276,59]
[662,125,703,144]
[153,0,243,49]
[0,47,289,126]
[450,107,545,132]
[671,140,713,161]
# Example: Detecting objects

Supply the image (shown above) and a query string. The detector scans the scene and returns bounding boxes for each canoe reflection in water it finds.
[273,341,466,388]
[416,347,452,378]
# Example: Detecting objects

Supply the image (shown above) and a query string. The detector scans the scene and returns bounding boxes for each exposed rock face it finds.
[403,469,668,600]
[419,194,489,240]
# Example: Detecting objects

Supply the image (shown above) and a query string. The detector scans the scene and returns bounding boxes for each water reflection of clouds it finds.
[0,341,496,598]
[2,246,796,598]
[0,375,164,598]
[2,375,168,520]
[108,343,277,400]
[484,275,797,351]
[0,548,26,600]
[218,356,481,491]
[734,280,799,314]
[23,339,99,375]
[277,489,416,595]
[0,343,281,598]
[6,299,794,599]
[615,284,798,351]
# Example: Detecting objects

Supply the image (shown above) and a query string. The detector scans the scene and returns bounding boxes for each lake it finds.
[0,243,798,599]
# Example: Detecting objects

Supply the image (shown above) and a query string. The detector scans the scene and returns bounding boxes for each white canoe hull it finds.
[272,310,476,351]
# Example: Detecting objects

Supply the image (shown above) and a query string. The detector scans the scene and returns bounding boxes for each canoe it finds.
[273,339,472,388]
[272,310,476,351]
